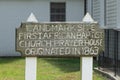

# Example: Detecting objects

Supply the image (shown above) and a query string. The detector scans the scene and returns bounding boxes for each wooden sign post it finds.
[80,57,93,80]
[16,13,104,80]
[80,13,99,80]
[25,13,38,80]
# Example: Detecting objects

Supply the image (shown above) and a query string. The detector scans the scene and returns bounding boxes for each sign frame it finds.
[16,22,104,57]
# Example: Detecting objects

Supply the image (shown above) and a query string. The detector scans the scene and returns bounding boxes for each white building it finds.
[0,0,85,56]
[0,0,119,60]
[91,0,120,76]
[0,0,120,77]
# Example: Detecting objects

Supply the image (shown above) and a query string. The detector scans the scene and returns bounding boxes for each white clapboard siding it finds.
[105,0,118,59]
[91,0,105,27]
[106,0,117,28]
[92,0,101,23]
[117,0,120,27]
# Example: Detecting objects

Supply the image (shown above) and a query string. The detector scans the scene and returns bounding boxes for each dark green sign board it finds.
[16,22,104,57]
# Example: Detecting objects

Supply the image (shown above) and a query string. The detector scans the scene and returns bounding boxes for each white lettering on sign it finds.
[16,23,104,57]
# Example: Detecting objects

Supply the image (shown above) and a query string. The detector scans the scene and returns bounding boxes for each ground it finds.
[0,57,108,80]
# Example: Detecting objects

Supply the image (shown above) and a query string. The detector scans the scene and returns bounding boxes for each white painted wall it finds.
[92,0,105,28]
[117,0,120,28]
[0,0,84,56]
[106,0,117,28]
[66,0,84,21]
[86,0,92,15]
[92,0,101,23]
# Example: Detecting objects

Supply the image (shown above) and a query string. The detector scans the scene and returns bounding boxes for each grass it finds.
[0,58,107,80]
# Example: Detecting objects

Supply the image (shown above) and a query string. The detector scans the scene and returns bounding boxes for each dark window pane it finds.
[50,2,66,22]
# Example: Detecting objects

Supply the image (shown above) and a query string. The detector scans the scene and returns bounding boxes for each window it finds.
[50,2,66,22]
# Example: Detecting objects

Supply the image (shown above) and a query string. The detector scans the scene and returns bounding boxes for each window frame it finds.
[50,2,66,22]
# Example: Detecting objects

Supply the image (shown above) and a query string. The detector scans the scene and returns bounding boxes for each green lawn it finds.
[0,58,107,80]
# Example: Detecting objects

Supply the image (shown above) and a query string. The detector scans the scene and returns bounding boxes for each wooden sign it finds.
[16,22,104,57]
